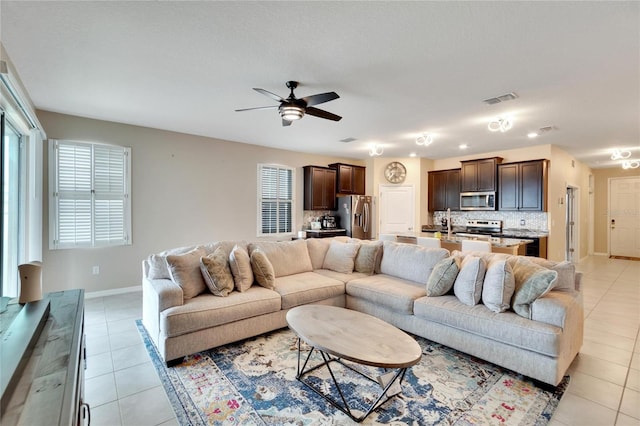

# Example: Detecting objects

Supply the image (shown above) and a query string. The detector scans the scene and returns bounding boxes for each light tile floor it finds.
[84,255,640,425]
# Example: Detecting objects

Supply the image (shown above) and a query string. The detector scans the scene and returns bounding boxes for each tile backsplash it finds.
[432,211,548,231]
[302,210,334,230]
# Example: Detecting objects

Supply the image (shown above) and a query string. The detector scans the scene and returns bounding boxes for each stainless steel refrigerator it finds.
[337,195,373,240]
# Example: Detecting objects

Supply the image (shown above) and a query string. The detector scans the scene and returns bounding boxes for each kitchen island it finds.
[395,232,533,256]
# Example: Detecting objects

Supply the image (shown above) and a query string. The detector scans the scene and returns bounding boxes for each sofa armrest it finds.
[142,276,183,348]
[574,271,583,292]
[530,290,582,329]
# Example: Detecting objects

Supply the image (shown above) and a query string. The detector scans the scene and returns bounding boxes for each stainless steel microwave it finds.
[460,192,496,211]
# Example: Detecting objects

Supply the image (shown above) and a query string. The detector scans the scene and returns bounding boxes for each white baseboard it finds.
[85,285,142,299]
[592,252,609,257]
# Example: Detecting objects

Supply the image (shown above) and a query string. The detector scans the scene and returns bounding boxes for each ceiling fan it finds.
[235,81,341,126]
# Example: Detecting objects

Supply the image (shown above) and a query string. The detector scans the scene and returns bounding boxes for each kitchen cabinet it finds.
[498,160,548,211]
[428,168,460,211]
[304,166,337,210]
[460,157,502,192]
[328,163,366,195]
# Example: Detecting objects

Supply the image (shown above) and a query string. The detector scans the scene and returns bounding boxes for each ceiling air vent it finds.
[483,92,518,105]
[339,137,357,143]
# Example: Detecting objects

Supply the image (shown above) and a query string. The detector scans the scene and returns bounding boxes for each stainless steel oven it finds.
[460,192,496,211]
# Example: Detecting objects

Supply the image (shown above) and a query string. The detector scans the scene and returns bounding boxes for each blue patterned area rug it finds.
[136,321,568,425]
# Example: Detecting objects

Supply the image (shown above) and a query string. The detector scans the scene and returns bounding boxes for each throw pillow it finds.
[250,249,275,290]
[453,255,486,306]
[322,241,360,274]
[166,247,207,299]
[354,241,383,275]
[200,247,235,297]
[426,257,459,296]
[510,257,558,318]
[229,245,254,292]
[482,259,515,313]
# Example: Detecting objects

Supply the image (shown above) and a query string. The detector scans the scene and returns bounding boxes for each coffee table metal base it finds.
[295,338,408,423]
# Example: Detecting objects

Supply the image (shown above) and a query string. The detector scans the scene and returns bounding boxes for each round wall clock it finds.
[384,161,407,183]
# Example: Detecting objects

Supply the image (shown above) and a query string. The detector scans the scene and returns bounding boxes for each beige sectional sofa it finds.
[142,237,583,386]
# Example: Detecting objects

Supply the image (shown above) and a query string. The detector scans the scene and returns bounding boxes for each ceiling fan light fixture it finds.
[279,105,304,121]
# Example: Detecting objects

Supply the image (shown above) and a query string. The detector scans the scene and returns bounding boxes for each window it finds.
[50,140,131,249]
[257,164,294,236]
[2,114,22,297]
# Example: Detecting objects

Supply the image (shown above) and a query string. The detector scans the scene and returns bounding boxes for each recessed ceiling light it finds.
[459,144,468,150]
[409,152,417,157]
[528,132,538,138]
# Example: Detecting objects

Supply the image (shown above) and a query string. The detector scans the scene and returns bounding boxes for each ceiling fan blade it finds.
[235,105,279,112]
[282,119,292,127]
[301,92,339,106]
[305,107,342,121]
[254,88,285,102]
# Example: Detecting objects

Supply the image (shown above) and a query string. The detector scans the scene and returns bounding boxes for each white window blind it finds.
[50,140,131,249]
[258,164,294,236]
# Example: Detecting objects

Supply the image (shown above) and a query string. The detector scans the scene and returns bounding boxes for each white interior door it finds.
[378,185,415,235]
[609,177,640,258]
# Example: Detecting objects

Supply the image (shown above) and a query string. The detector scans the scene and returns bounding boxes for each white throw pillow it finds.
[453,255,486,306]
[482,259,515,313]
[166,246,207,299]
[322,241,360,274]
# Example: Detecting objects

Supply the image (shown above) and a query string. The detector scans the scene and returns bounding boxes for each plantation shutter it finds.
[258,165,294,236]
[51,140,131,249]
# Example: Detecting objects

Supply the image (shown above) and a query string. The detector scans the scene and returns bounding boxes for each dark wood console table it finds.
[1,290,87,425]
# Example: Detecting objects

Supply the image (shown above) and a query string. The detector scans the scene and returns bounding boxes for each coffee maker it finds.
[321,215,337,229]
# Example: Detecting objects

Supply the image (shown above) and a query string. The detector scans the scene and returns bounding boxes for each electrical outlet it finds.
[92,266,100,275]
[520,219,526,226]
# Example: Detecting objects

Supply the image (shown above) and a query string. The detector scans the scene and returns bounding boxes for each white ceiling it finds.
[1,1,638,168]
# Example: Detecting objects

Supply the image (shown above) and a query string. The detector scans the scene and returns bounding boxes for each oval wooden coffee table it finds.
[286,305,422,422]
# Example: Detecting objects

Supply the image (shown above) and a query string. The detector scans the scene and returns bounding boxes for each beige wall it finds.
[37,110,360,293]
[593,167,640,254]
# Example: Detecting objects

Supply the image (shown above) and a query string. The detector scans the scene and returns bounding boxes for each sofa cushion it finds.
[526,258,576,291]
[161,286,281,338]
[323,241,360,273]
[482,258,515,313]
[313,269,369,283]
[353,241,383,275]
[249,240,313,278]
[426,257,459,297]
[272,272,345,309]
[453,255,486,306]
[413,295,562,357]
[229,245,254,292]
[166,247,207,299]
[510,257,558,319]
[306,238,332,269]
[347,274,427,315]
[380,242,449,285]
[250,249,275,290]
[200,247,235,297]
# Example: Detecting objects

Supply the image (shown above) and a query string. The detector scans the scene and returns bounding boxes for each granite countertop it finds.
[399,231,533,248]
[305,228,347,233]
[499,229,549,238]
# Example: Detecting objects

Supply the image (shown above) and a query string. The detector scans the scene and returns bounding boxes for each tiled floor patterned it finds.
[84,255,640,426]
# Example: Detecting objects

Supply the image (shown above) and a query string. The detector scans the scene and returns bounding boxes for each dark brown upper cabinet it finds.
[328,163,366,195]
[303,166,337,210]
[460,157,503,192]
[498,160,548,211]
[428,169,460,211]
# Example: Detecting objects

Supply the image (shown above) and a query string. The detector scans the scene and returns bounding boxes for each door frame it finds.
[378,184,416,236]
